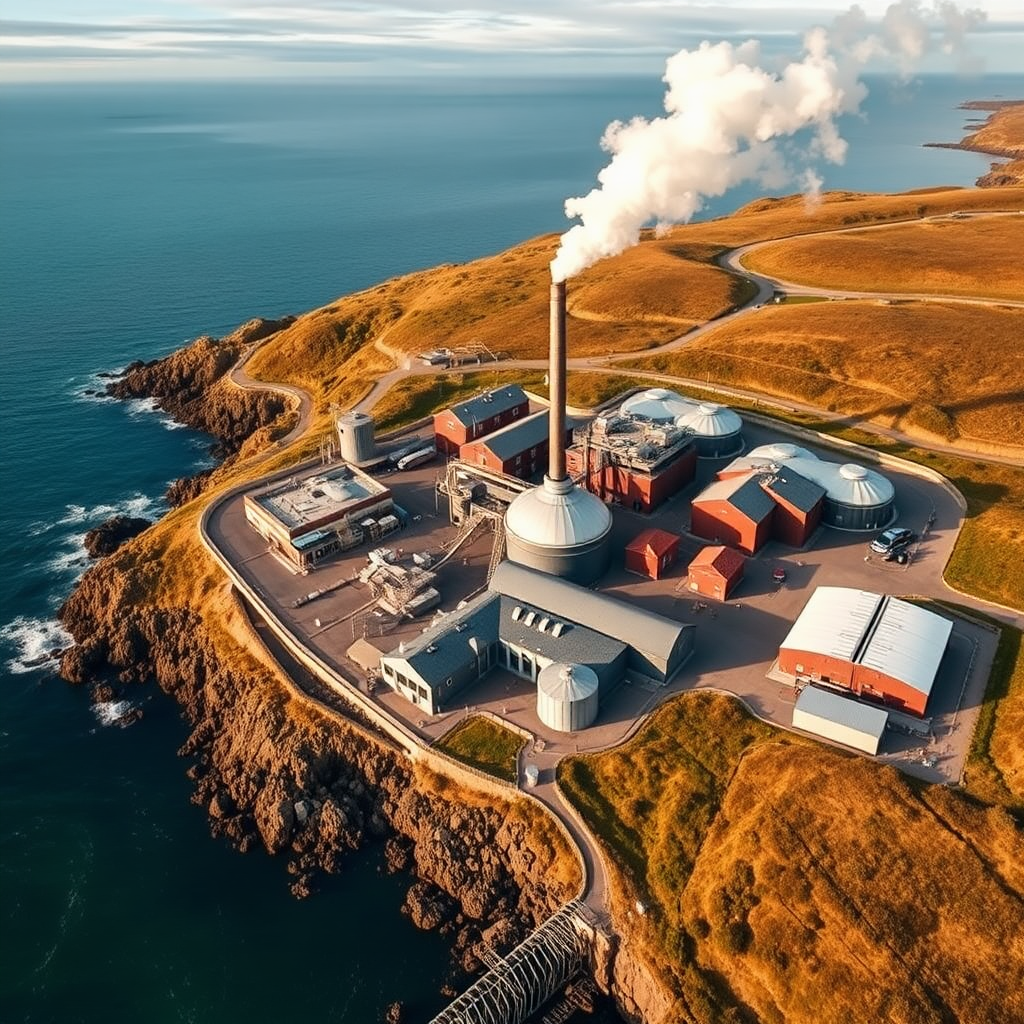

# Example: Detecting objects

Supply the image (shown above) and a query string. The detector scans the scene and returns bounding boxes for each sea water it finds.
[0,73,1016,1022]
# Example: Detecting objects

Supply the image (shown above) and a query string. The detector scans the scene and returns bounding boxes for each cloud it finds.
[0,2,1021,79]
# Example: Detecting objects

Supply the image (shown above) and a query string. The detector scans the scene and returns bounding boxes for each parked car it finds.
[870,526,915,555]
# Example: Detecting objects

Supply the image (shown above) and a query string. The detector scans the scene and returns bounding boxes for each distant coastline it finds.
[925,99,1024,186]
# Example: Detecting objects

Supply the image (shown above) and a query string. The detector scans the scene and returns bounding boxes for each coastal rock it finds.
[106,316,295,456]
[383,836,412,874]
[403,880,456,931]
[84,515,152,558]
[384,1001,404,1024]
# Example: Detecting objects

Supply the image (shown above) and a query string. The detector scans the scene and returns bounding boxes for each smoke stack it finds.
[548,279,567,482]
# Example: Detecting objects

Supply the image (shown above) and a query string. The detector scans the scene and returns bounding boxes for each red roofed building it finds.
[624,528,680,580]
[685,545,746,601]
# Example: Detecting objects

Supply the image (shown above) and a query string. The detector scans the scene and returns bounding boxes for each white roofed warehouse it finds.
[778,587,952,716]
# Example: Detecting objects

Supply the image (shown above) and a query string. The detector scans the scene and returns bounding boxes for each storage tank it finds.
[820,463,896,531]
[537,662,599,733]
[673,402,743,458]
[505,475,612,584]
[746,441,818,463]
[620,387,695,423]
[784,457,895,531]
[336,411,377,465]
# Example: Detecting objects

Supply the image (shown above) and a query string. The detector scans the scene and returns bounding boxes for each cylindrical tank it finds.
[746,441,818,463]
[673,402,744,458]
[820,463,896,531]
[537,662,599,733]
[620,387,694,423]
[524,764,540,787]
[504,476,612,584]
[336,411,377,465]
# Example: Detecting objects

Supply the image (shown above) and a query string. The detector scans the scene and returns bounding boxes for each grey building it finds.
[489,561,695,683]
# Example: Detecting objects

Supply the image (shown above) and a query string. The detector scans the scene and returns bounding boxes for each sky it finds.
[2,1,1023,81]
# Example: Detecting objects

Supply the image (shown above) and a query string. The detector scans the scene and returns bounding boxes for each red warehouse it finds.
[433,386,530,456]
[459,410,570,480]
[690,475,775,555]
[686,545,745,600]
[778,587,952,716]
[760,471,825,548]
[624,528,680,580]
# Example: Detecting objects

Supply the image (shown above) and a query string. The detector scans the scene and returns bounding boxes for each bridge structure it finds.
[428,900,594,1024]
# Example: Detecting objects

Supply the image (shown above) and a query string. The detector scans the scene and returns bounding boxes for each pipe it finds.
[548,279,567,482]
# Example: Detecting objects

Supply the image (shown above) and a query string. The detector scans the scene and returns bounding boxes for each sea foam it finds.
[0,616,74,674]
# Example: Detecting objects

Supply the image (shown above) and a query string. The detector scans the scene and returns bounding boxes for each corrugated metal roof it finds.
[490,561,693,665]
[448,386,528,428]
[472,409,558,461]
[625,528,679,558]
[795,685,888,737]
[859,597,952,698]
[761,469,826,513]
[694,474,776,523]
[688,544,745,579]
[780,587,884,662]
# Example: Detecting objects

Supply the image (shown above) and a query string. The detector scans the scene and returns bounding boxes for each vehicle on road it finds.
[396,446,437,471]
[870,526,915,555]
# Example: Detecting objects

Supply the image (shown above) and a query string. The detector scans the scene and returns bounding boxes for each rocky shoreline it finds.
[55,325,593,1015]
[925,98,1024,187]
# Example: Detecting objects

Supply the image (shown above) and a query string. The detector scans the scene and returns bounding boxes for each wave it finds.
[29,493,167,538]
[0,616,74,674]
[92,700,135,727]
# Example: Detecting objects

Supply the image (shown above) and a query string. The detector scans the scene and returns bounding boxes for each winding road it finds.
[208,209,1023,913]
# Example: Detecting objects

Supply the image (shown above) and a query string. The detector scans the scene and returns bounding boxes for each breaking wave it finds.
[0,616,74,674]
[92,700,135,727]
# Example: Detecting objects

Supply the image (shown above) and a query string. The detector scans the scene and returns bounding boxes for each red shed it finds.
[686,545,745,600]
[624,528,680,579]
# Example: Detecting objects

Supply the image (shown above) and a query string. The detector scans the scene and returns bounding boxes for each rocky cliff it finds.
[109,316,294,463]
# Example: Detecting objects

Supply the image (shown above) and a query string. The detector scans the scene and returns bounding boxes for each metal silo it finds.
[673,402,744,458]
[620,387,694,423]
[336,411,377,465]
[786,458,895,531]
[536,662,599,733]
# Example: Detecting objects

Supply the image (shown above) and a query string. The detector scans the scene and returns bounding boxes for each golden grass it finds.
[436,716,523,783]
[964,103,1024,157]
[628,300,1024,449]
[560,692,1024,1024]
[743,216,1024,300]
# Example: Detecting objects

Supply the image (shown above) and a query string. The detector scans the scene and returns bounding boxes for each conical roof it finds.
[505,476,612,548]
[537,662,599,701]
[674,402,742,438]
[620,388,695,423]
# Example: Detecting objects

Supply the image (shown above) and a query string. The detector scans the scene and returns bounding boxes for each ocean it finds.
[0,72,1016,1022]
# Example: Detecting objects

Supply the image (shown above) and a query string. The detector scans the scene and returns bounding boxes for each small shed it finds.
[686,544,745,600]
[624,528,680,580]
[792,685,888,755]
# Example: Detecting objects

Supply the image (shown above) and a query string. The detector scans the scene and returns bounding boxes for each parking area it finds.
[208,418,999,786]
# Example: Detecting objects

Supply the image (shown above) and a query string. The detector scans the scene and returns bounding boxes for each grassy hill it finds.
[742,215,1024,299]
[559,692,1024,1024]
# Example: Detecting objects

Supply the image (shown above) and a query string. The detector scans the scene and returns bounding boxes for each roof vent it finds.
[537,617,550,633]
[524,610,537,627]
[455,622,468,632]
[512,606,523,621]
[426,644,438,654]
[551,622,567,638]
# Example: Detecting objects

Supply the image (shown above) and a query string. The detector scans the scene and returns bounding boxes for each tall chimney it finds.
[548,279,567,482]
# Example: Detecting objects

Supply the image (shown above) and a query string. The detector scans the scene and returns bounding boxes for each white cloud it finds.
[0,1,1021,79]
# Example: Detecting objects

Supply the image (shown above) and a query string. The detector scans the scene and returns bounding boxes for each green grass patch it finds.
[436,715,523,783]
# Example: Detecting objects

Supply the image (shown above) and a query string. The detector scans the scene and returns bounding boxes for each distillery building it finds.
[433,386,530,456]
[459,409,572,480]
[777,587,952,716]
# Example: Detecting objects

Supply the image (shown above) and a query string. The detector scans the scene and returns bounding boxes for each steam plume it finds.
[550,1,985,283]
